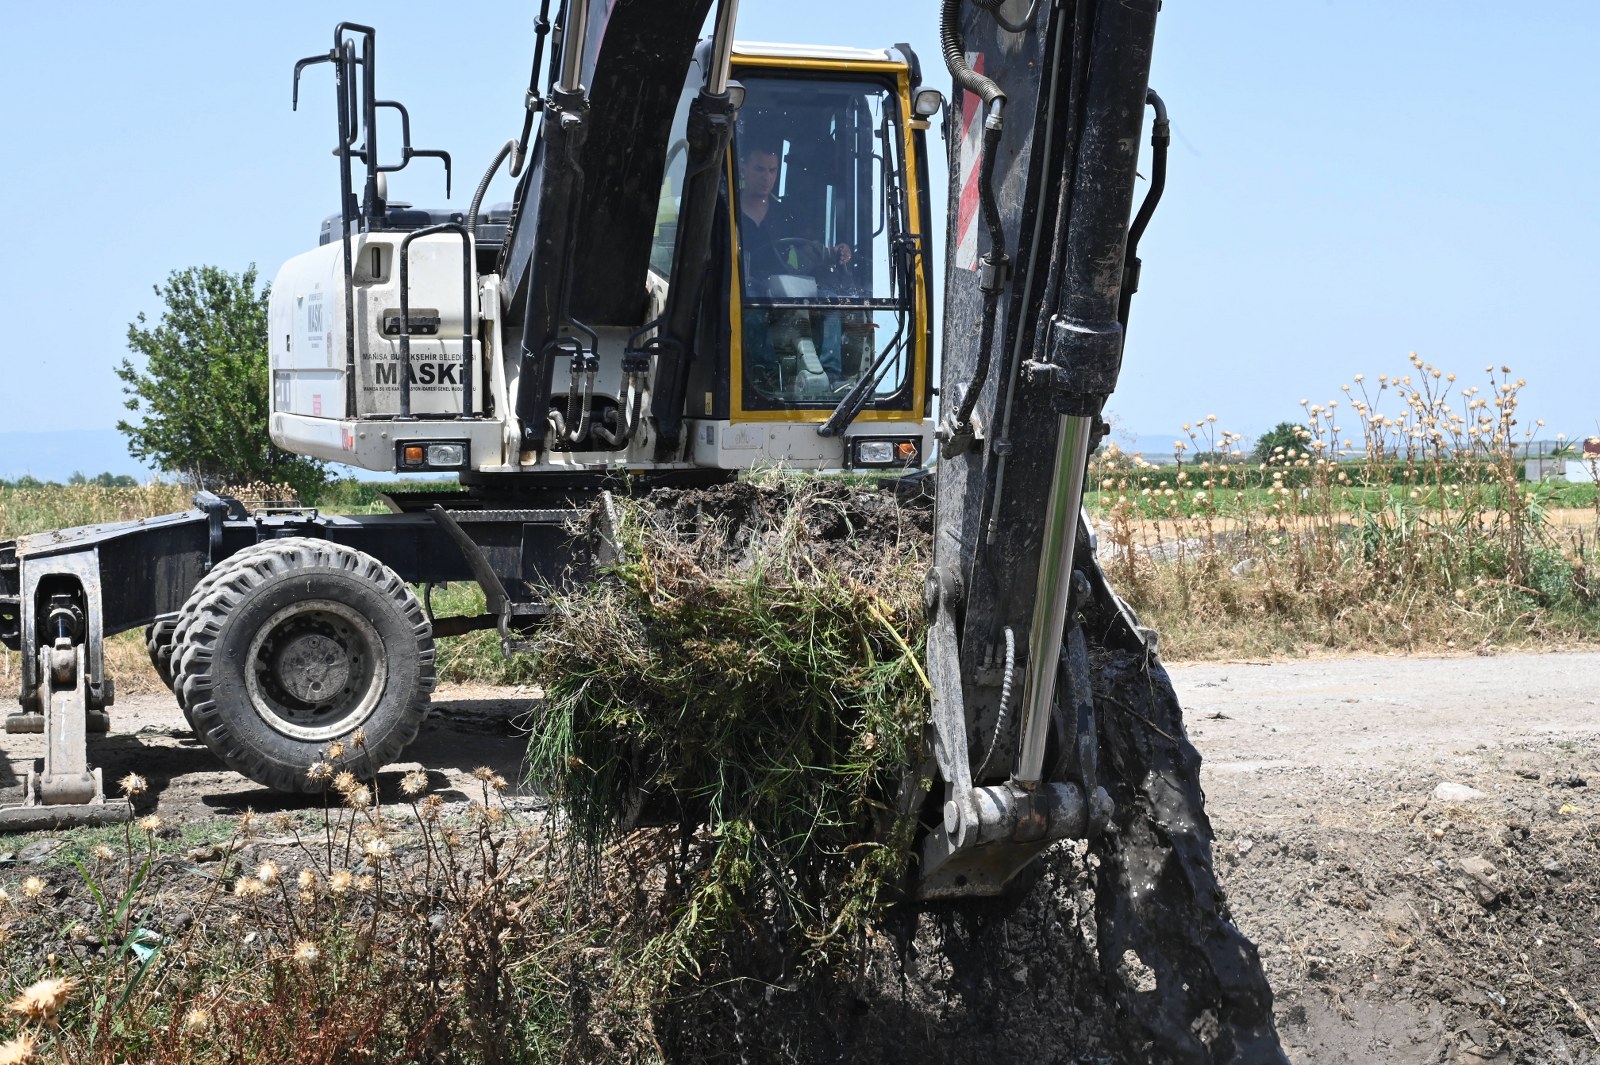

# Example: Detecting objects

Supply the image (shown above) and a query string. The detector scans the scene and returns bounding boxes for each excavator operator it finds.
[736,134,855,389]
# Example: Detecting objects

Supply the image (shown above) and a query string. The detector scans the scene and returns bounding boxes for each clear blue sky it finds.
[3,2,1596,453]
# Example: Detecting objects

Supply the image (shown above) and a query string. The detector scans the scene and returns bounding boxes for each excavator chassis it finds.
[0,480,662,827]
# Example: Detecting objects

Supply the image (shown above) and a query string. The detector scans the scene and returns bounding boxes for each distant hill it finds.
[0,430,159,483]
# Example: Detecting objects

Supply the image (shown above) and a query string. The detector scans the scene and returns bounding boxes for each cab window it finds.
[733,74,915,411]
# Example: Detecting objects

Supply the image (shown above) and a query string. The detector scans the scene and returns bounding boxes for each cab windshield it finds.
[732,73,916,411]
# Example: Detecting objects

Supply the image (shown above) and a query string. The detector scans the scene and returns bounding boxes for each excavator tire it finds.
[173,537,435,793]
[143,613,180,692]
[169,548,276,726]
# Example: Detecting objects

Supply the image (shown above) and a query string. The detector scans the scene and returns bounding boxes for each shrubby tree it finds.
[117,265,325,498]
[68,471,139,488]
[1252,421,1311,464]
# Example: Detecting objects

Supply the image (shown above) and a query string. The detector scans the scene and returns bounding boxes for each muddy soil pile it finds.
[548,478,1280,1063]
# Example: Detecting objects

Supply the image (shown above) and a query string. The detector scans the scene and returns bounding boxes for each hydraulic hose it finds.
[467,139,525,239]
[954,128,1006,430]
[1128,90,1169,252]
[590,377,644,447]
[941,0,1011,435]
[974,625,1017,780]
[941,0,1006,109]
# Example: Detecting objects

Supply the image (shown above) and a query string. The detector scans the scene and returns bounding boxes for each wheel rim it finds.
[244,598,389,742]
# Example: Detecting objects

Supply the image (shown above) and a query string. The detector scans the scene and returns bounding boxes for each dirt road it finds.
[3,653,1597,1062]
[1171,653,1600,1065]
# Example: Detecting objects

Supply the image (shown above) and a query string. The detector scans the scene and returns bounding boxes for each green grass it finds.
[526,476,929,985]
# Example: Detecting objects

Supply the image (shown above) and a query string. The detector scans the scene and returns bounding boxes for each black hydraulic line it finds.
[973,625,1016,780]
[940,0,1011,441]
[467,139,520,238]
[953,129,1005,431]
[941,0,1006,109]
[1128,90,1168,250]
[514,0,556,162]
[512,86,591,452]
[1119,89,1169,328]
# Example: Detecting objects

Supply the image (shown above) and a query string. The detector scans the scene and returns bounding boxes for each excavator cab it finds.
[267,21,937,480]
[665,43,939,470]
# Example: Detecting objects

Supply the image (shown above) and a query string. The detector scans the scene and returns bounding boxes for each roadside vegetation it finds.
[1,477,930,1064]
[0,764,624,1063]
[1088,357,1600,658]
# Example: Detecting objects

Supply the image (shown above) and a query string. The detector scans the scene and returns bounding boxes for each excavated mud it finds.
[601,478,1284,1064]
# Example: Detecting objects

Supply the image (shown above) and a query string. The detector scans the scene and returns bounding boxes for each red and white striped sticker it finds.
[954,52,986,273]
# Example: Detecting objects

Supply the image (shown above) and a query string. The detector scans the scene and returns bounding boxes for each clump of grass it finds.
[1090,357,1600,658]
[527,476,930,986]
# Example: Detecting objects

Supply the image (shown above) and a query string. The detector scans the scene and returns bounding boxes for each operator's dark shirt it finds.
[738,196,805,289]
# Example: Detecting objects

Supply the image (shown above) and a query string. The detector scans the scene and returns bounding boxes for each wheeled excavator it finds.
[1,2,1286,1056]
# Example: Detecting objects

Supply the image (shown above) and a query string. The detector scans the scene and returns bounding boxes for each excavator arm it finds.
[923,0,1160,893]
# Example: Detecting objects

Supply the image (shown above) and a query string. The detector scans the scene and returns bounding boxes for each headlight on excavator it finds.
[851,437,919,468]
[913,86,945,117]
[397,441,468,470]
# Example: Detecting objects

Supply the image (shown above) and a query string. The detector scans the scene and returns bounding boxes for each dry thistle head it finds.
[420,794,444,821]
[325,741,346,761]
[269,812,293,833]
[363,838,392,862]
[234,877,267,899]
[400,770,430,797]
[307,761,333,784]
[0,1032,36,1065]
[292,940,320,967]
[21,877,46,900]
[297,868,317,891]
[329,870,354,895]
[332,770,360,796]
[136,815,163,834]
[118,772,148,797]
[355,875,375,893]
[91,844,116,862]
[7,976,78,1024]
[255,861,279,886]
[183,1008,210,1033]
[349,728,368,749]
[238,809,258,835]
[344,785,373,812]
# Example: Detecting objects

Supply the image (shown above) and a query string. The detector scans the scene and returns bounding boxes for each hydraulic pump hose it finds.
[467,139,524,239]
[941,0,1006,109]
